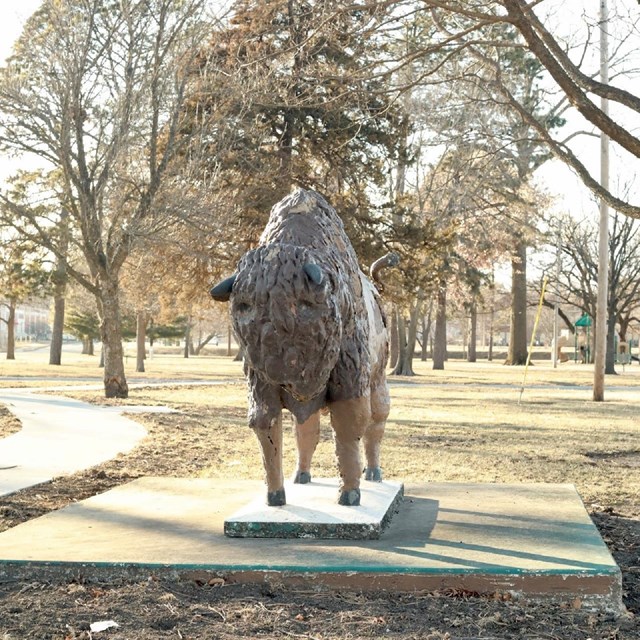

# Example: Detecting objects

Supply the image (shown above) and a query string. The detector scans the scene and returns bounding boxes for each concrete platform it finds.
[0,479,622,611]
[225,479,403,539]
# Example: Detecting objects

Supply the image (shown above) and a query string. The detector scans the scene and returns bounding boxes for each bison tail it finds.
[369,252,400,291]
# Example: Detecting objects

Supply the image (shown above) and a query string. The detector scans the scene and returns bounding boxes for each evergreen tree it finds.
[0,237,49,359]
[184,0,403,265]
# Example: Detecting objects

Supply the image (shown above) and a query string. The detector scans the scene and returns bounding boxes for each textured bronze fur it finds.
[212,188,390,506]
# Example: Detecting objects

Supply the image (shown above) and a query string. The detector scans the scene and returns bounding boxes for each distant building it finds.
[0,299,52,351]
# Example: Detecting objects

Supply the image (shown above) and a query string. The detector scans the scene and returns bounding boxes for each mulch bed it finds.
[0,408,638,639]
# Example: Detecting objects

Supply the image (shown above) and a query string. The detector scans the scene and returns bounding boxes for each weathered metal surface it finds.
[210,189,394,506]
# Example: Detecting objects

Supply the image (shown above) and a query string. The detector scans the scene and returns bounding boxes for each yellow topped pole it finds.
[519,276,548,405]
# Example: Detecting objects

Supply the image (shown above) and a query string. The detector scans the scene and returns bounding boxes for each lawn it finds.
[6,348,634,515]
[1,348,639,638]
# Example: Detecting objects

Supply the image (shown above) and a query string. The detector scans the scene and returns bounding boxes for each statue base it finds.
[224,479,404,540]
[0,479,623,611]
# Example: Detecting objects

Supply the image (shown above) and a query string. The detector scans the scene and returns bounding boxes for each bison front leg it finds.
[329,396,371,506]
[293,411,321,484]
[364,382,389,482]
[253,414,286,506]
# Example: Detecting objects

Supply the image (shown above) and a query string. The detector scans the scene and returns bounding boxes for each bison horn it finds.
[303,263,323,285]
[210,274,237,301]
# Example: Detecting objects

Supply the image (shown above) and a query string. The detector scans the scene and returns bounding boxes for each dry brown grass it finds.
[0,345,241,386]
[33,353,639,517]
[1,350,639,637]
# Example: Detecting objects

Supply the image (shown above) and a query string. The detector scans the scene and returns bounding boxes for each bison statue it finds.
[210,188,396,507]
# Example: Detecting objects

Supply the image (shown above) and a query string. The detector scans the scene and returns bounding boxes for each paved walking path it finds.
[0,387,178,498]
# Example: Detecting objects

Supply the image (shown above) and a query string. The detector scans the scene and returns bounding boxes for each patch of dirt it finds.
[586,450,640,469]
[0,404,22,439]
[0,578,636,640]
[592,508,640,618]
[0,402,638,639]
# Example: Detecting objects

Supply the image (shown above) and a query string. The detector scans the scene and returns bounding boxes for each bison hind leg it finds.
[293,470,312,484]
[364,466,383,482]
[363,382,389,484]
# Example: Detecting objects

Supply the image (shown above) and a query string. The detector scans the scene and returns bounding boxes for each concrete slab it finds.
[0,391,171,496]
[0,479,622,611]
[224,479,404,539]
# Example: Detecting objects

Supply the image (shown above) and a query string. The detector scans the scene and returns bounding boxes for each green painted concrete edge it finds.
[0,558,621,577]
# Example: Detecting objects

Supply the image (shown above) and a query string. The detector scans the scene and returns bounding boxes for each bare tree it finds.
[406,0,640,219]
[48,207,69,366]
[0,235,49,360]
[0,0,209,397]
[546,212,640,373]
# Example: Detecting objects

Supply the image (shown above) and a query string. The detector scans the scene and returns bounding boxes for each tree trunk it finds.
[234,344,245,362]
[488,271,495,361]
[183,322,191,359]
[49,211,68,366]
[49,286,66,365]
[433,285,447,370]
[468,302,478,363]
[618,318,629,343]
[136,310,146,373]
[6,302,16,360]
[82,337,96,356]
[398,298,422,376]
[421,301,433,361]
[96,279,128,398]
[605,306,617,375]
[392,314,408,375]
[194,332,217,355]
[506,241,528,365]
[388,307,399,370]
[461,313,468,360]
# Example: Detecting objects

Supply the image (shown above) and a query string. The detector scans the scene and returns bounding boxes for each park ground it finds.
[0,344,638,639]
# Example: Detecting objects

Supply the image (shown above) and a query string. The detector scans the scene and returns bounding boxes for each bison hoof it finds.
[338,488,361,506]
[267,488,286,506]
[293,471,312,484]
[364,467,383,482]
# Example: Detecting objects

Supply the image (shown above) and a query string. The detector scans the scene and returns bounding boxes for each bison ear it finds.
[303,263,323,286]
[210,274,237,302]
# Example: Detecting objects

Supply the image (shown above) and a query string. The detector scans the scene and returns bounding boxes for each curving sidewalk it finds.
[0,388,173,498]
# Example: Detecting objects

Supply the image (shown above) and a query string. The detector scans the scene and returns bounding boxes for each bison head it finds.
[211,243,342,403]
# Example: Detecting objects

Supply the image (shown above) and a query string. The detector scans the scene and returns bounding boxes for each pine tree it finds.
[184,0,403,263]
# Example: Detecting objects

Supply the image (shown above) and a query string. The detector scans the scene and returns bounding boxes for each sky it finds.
[529,0,640,222]
[0,3,40,64]
[0,1,43,183]
[0,0,637,223]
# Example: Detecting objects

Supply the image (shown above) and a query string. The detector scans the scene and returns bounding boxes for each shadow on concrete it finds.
[0,483,617,578]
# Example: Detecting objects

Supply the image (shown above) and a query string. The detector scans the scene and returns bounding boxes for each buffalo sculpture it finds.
[211,189,396,507]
